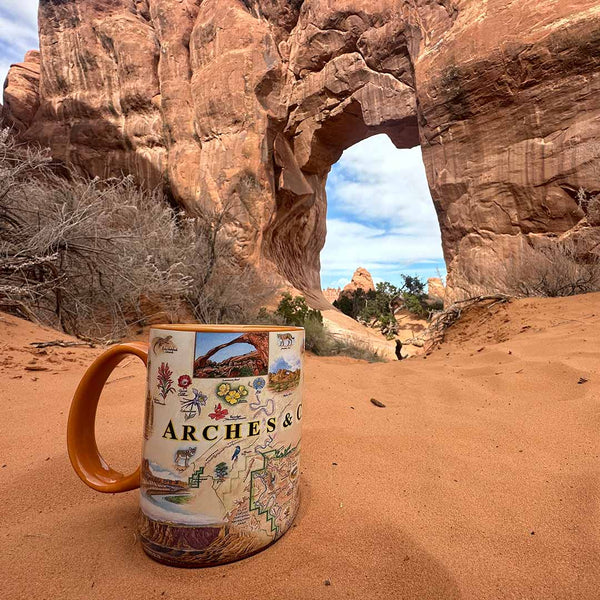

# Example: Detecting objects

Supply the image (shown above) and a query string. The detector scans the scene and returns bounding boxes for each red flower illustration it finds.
[157,362,175,401]
[178,374,192,389]
[209,403,229,421]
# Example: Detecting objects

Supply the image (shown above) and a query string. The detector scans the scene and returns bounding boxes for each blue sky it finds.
[1,6,446,291]
[0,1,38,86]
[321,134,446,290]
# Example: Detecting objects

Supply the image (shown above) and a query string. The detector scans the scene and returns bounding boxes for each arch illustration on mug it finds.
[67,324,304,567]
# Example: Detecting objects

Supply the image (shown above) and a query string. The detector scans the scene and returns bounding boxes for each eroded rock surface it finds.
[342,267,375,296]
[427,277,446,304]
[4,1,600,305]
[322,287,341,304]
[2,50,40,131]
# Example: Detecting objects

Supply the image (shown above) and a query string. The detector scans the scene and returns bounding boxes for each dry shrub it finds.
[425,295,509,350]
[504,240,600,298]
[303,319,384,361]
[0,129,274,339]
[577,187,600,226]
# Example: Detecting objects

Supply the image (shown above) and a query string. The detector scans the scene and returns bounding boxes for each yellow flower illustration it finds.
[225,389,241,405]
[238,385,248,396]
[217,383,230,397]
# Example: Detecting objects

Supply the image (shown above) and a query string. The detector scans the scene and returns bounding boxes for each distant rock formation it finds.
[4,1,600,305]
[322,287,341,304]
[2,50,40,132]
[342,268,375,296]
[427,278,446,303]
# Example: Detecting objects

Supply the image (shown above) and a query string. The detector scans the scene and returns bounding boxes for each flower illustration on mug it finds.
[157,362,175,401]
[178,374,192,389]
[216,383,249,406]
[180,388,207,421]
[252,377,265,391]
[225,389,241,405]
[209,403,229,421]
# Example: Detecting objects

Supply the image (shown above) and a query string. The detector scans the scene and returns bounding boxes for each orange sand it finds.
[1,294,600,599]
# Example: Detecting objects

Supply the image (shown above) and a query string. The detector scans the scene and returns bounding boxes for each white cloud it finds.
[321,218,442,272]
[322,134,445,287]
[0,0,38,25]
[0,1,39,88]
[327,135,440,234]
[323,277,351,290]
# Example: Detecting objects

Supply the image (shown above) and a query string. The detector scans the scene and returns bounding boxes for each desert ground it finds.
[1,294,599,599]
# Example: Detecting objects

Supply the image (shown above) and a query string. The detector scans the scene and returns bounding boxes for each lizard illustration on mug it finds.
[152,335,178,355]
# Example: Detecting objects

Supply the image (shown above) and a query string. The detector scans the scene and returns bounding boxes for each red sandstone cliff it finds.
[3,1,600,305]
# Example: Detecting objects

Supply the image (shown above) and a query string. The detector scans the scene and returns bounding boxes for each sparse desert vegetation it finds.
[256,293,384,361]
[503,240,600,298]
[0,129,272,339]
[334,275,442,339]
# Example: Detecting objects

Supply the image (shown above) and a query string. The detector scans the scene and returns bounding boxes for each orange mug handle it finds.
[67,342,148,493]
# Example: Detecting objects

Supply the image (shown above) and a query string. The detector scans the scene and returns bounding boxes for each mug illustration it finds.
[67,325,303,568]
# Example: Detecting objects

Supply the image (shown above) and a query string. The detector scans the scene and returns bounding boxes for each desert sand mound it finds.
[2,294,600,599]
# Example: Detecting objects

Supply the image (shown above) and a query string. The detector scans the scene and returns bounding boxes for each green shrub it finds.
[403,293,428,318]
[275,292,323,327]
[334,288,374,319]
[334,275,430,336]
[257,294,383,362]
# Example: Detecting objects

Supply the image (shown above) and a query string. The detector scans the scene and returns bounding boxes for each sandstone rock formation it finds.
[322,267,375,304]
[4,1,600,306]
[342,267,375,296]
[427,277,446,304]
[2,50,40,132]
[322,287,341,304]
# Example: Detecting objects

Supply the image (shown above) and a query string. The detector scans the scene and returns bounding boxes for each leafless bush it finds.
[425,295,509,350]
[577,187,600,226]
[504,240,600,298]
[0,129,274,339]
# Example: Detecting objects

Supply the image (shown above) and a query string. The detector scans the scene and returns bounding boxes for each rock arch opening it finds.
[321,134,445,294]
[262,91,438,309]
[7,0,599,310]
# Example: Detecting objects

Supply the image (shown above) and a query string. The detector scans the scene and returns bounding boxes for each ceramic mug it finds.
[67,324,304,567]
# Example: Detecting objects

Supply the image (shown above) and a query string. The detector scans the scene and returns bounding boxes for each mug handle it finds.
[67,342,148,493]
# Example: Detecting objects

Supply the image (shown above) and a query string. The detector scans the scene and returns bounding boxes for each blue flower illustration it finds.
[252,377,266,391]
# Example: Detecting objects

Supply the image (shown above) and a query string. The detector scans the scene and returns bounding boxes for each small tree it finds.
[214,462,228,482]
[334,288,375,319]
[275,293,323,327]
[255,294,382,361]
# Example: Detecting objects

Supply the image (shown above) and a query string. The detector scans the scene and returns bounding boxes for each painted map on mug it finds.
[140,328,303,565]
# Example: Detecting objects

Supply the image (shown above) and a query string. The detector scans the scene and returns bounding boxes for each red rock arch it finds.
[4,0,600,305]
